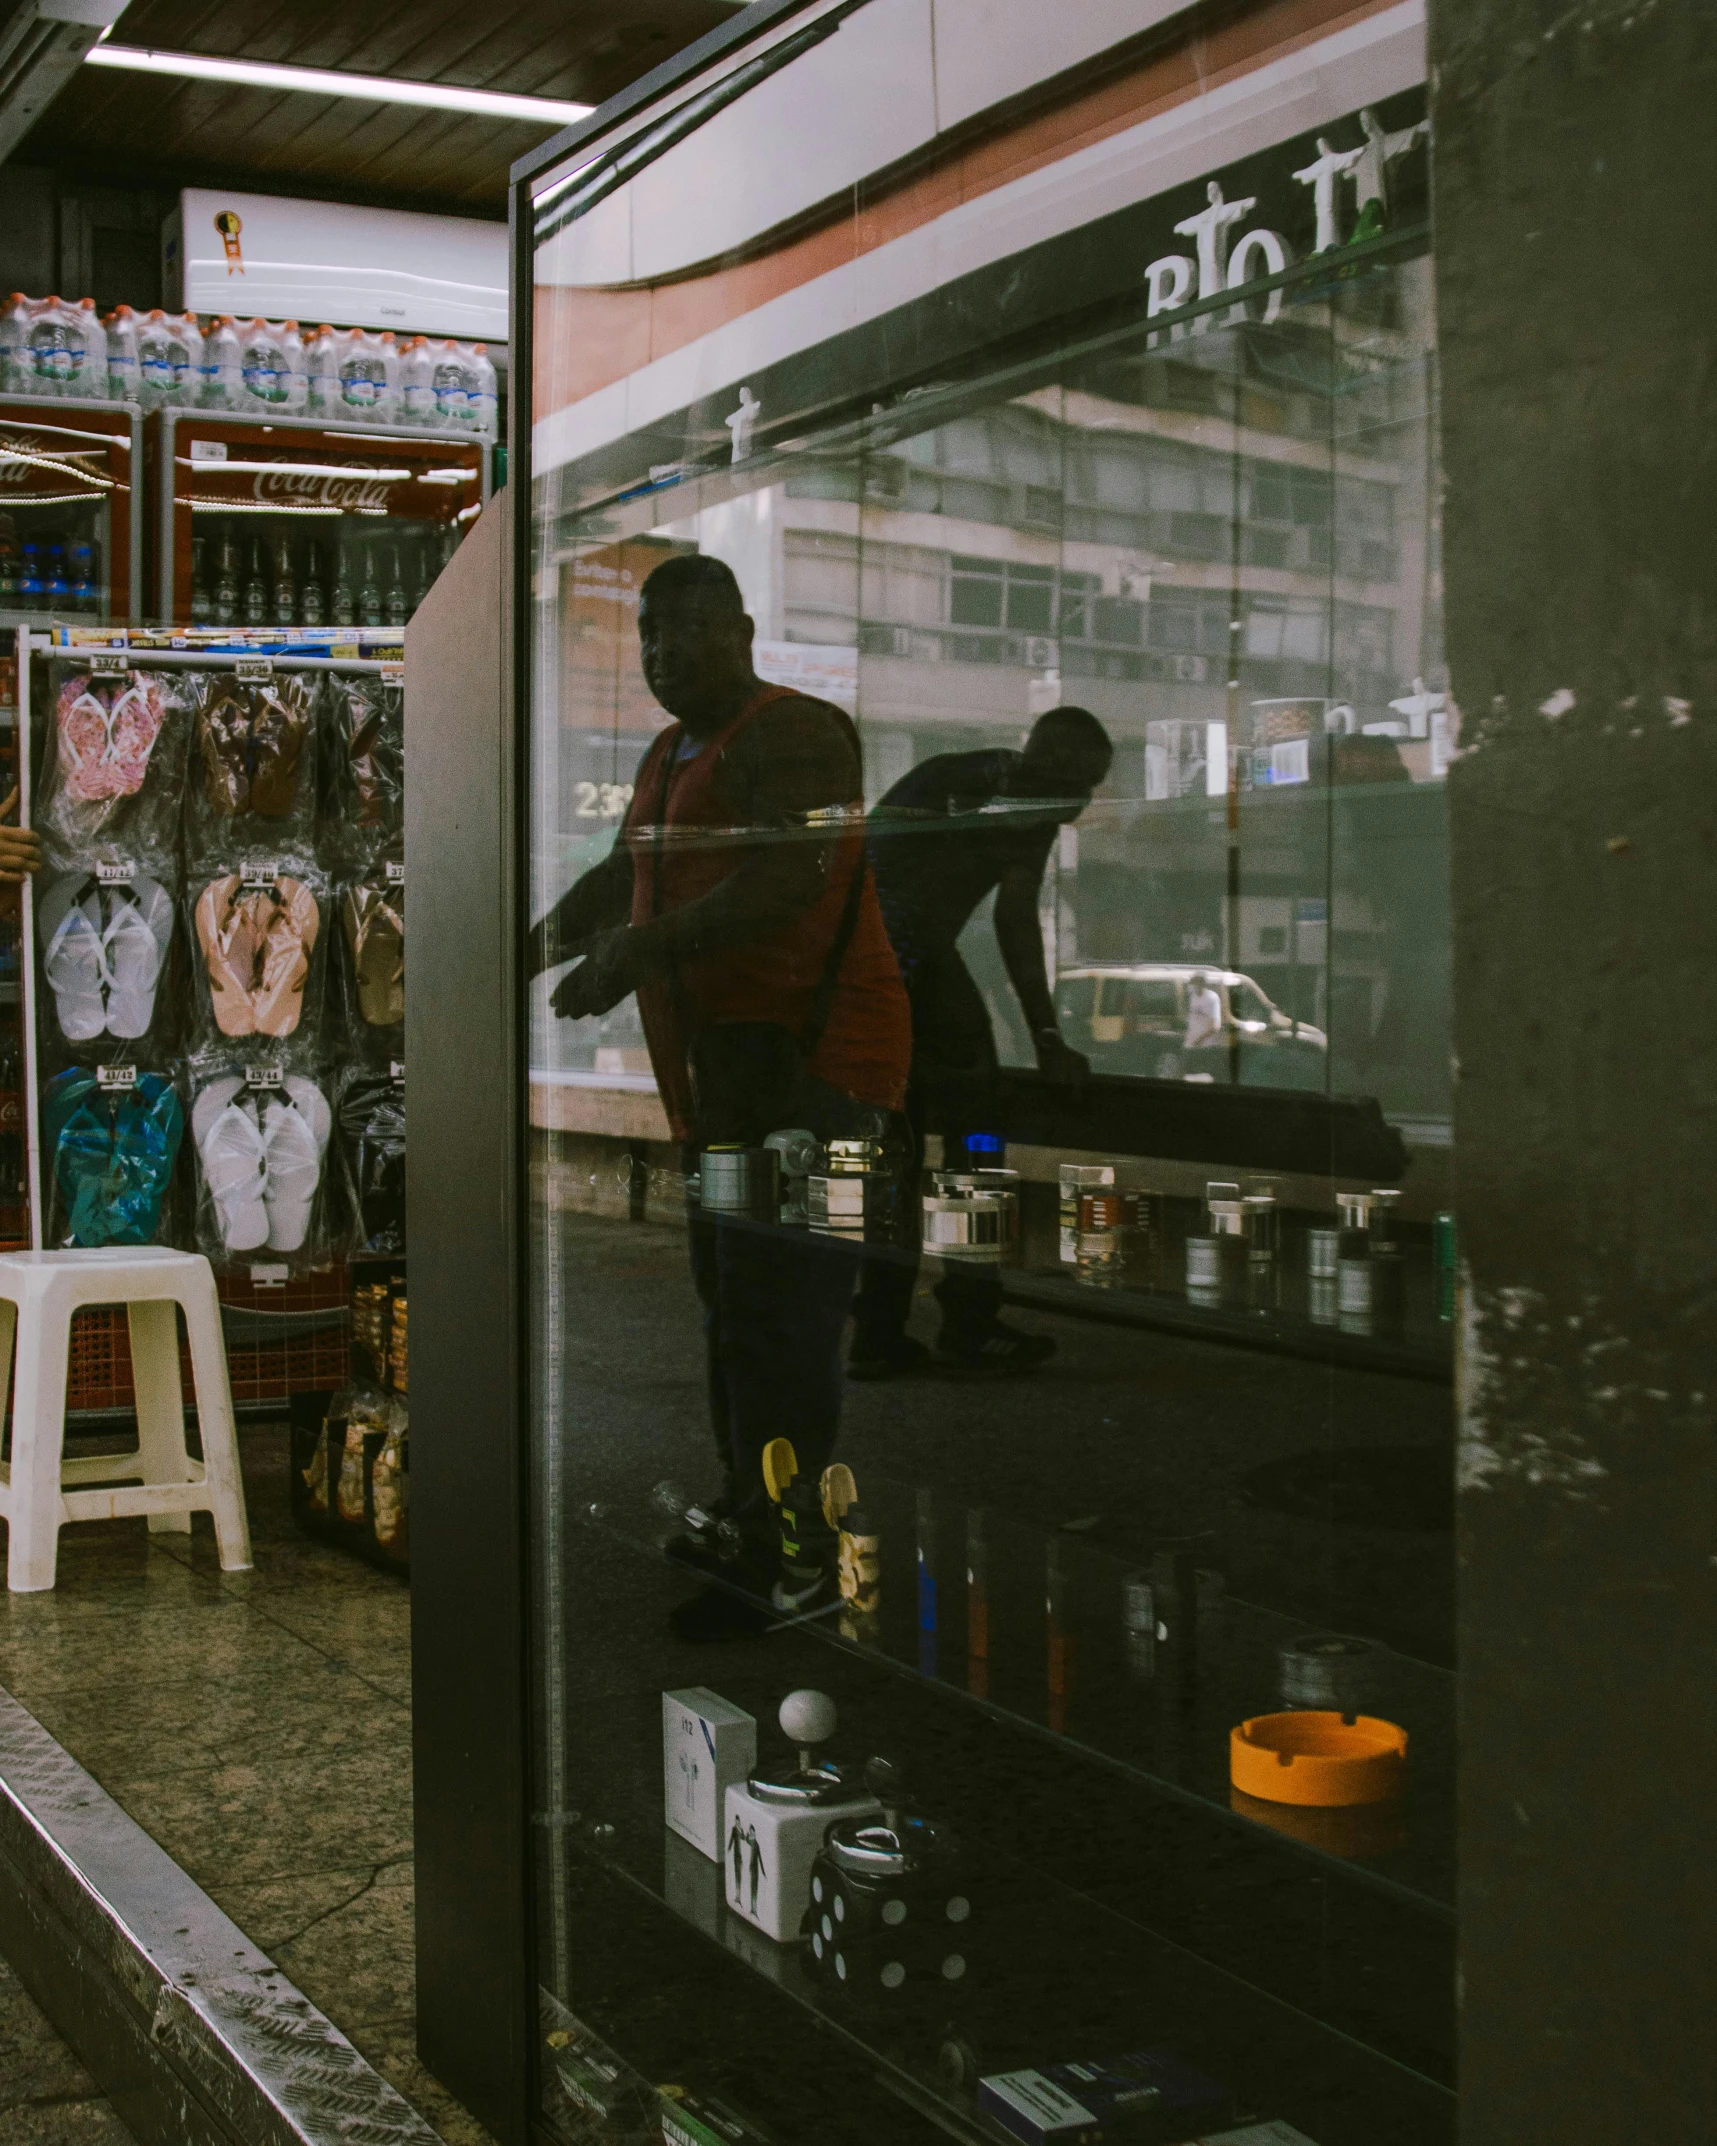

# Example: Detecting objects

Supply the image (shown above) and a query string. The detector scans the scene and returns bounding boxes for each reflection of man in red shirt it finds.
[527,554,909,1638]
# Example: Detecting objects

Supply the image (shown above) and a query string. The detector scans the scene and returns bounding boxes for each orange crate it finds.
[58,1263,351,1415]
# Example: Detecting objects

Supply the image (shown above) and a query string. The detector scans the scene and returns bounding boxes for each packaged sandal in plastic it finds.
[335,1064,405,1254]
[187,670,321,864]
[188,862,328,1053]
[188,1051,333,1268]
[36,662,195,876]
[323,671,403,865]
[339,857,403,1055]
[40,1060,185,1249]
[37,868,179,1054]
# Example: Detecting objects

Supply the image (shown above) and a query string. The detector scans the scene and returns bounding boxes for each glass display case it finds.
[512,7,1451,2144]
[0,399,144,627]
[149,410,490,631]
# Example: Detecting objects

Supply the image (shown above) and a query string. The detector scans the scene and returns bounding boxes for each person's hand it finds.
[1034,1029,1089,1084]
[0,788,42,885]
[549,925,640,1020]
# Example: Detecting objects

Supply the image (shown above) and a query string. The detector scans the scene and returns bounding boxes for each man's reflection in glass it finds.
[851,707,1113,1376]
[526,554,910,1638]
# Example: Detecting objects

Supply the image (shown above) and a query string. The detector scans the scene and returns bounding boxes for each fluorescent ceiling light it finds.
[178,458,413,480]
[85,45,594,127]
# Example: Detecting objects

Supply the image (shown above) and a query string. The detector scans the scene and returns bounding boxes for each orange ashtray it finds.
[1230,1711,1408,1807]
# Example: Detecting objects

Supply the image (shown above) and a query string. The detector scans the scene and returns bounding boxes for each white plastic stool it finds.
[0,1248,252,1593]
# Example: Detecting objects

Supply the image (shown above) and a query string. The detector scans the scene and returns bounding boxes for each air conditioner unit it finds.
[0,0,129,162]
[165,186,507,341]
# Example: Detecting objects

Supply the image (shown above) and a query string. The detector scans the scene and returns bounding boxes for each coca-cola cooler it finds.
[149,410,491,626]
[0,398,145,628]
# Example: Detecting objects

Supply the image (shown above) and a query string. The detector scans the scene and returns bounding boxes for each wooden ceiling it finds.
[19,0,746,216]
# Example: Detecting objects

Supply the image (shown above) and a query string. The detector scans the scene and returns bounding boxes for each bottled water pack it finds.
[0,292,499,435]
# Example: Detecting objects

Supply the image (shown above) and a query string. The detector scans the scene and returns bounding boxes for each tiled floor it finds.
[0,1421,492,2146]
[0,1952,129,2144]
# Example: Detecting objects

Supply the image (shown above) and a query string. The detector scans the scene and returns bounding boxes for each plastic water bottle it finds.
[431,339,468,427]
[105,305,139,401]
[137,309,174,404]
[240,318,289,407]
[167,312,203,404]
[467,343,498,437]
[26,297,75,394]
[71,301,107,398]
[279,320,307,410]
[200,316,241,409]
[338,328,387,414]
[0,293,27,393]
[399,336,434,424]
[375,333,402,422]
[305,324,339,416]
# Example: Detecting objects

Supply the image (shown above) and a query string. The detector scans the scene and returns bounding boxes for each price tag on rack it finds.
[95,860,136,885]
[385,860,405,885]
[89,653,130,678]
[389,1060,405,1085]
[235,656,274,682]
[96,1065,137,1092]
[381,664,405,686]
[244,1065,284,1092]
[239,857,279,890]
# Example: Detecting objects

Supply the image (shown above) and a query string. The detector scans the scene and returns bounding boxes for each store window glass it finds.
[526,25,1451,2146]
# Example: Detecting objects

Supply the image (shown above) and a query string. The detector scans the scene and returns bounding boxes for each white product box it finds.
[662,1688,756,1861]
[722,1777,880,1942]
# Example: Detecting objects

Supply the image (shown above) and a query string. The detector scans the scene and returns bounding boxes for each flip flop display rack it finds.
[13,623,410,1563]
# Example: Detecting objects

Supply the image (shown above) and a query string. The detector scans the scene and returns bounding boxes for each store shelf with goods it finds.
[14,627,409,1499]
[151,408,490,628]
[0,397,145,628]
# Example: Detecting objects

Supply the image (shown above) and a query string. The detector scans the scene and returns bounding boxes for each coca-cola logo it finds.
[0,432,105,490]
[251,469,394,514]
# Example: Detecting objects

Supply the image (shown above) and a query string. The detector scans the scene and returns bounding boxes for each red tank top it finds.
[624,686,910,1141]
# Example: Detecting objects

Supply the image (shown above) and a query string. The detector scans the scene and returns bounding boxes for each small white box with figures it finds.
[662,1688,756,1861]
[722,1775,880,1944]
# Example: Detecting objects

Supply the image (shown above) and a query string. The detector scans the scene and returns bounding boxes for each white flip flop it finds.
[103,877,173,1039]
[38,873,107,1042]
[192,1077,270,1252]
[260,1076,331,1252]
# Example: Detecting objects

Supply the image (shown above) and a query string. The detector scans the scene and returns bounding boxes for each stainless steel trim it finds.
[0,1681,442,2145]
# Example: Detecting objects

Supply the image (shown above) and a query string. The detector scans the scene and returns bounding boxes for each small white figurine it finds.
[725,385,761,463]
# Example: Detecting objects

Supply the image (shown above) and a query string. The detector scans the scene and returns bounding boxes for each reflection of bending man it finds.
[526,555,910,1639]
[850,708,1113,1377]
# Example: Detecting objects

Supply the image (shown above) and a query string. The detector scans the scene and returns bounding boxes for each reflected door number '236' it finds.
[576,782,634,819]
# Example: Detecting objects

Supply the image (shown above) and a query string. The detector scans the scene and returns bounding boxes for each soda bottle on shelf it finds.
[18,541,41,607]
[69,540,96,613]
[271,529,296,626]
[332,543,356,627]
[242,537,268,626]
[383,546,407,627]
[467,344,498,437]
[431,340,467,426]
[105,305,140,400]
[305,325,339,416]
[199,316,242,409]
[189,535,213,625]
[400,336,434,424]
[44,541,69,609]
[358,549,383,628]
[0,517,18,607]
[300,541,326,627]
[212,529,239,626]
